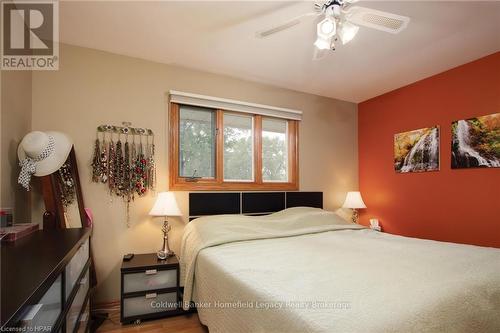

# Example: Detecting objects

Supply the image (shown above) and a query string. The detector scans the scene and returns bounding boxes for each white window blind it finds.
[169,90,302,121]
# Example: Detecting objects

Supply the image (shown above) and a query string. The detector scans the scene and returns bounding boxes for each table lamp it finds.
[342,191,366,224]
[149,192,181,260]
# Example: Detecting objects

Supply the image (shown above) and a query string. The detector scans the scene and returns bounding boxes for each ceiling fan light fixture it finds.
[339,21,359,44]
[317,17,336,39]
[255,2,410,56]
[314,37,331,50]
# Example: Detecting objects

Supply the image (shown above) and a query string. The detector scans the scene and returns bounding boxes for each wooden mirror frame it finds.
[40,147,87,229]
[39,146,98,290]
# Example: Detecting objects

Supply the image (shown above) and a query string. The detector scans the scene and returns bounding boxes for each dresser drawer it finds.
[18,274,62,329]
[66,239,89,299]
[66,268,90,333]
[123,268,177,293]
[123,291,177,318]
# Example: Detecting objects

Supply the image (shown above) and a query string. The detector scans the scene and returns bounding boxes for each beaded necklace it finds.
[107,138,116,195]
[91,138,101,183]
[115,139,124,196]
[133,139,147,196]
[58,162,76,207]
[123,140,131,200]
[147,135,156,192]
[100,136,108,183]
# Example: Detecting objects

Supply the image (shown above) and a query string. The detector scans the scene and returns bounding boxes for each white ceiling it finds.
[59,1,500,103]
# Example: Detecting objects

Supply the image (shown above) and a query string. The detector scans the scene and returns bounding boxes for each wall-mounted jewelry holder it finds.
[96,122,154,136]
[91,122,156,227]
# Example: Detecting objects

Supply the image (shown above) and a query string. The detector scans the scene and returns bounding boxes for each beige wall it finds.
[31,44,358,302]
[1,70,32,223]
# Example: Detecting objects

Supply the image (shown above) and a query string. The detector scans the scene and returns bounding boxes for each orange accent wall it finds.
[358,52,500,248]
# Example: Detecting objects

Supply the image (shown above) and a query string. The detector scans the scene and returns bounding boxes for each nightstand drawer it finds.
[123,291,177,318]
[123,268,177,293]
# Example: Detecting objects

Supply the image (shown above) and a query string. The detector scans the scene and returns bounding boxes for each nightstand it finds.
[120,254,184,324]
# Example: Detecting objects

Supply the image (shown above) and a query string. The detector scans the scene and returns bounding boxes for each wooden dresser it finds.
[1,228,92,332]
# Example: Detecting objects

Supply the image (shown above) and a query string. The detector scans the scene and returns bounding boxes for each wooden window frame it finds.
[169,102,299,191]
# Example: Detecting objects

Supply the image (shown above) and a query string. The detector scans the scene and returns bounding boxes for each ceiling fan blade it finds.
[256,12,318,38]
[344,6,410,34]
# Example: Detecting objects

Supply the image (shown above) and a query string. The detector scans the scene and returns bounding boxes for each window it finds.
[262,118,288,182]
[179,106,215,178]
[223,113,254,182]
[169,103,298,190]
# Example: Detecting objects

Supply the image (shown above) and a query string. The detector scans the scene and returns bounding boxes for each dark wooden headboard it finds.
[189,192,323,220]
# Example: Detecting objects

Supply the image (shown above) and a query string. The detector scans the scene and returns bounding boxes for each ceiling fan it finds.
[256,0,410,52]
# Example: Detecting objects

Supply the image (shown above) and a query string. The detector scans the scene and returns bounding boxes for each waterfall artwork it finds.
[394,126,440,173]
[451,112,500,169]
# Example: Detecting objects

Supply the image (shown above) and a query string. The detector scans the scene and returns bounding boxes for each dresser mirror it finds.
[41,147,86,229]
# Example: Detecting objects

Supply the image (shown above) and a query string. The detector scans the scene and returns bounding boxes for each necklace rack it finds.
[91,122,156,227]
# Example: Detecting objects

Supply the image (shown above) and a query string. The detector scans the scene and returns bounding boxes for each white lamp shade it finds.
[149,192,182,217]
[342,191,367,209]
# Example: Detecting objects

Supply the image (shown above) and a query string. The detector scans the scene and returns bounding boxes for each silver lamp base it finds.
[157,219,175,260]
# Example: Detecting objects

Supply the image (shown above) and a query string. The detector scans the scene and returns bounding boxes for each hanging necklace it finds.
[134,136,147,196]
[100,134,108,183]
[147,135,156,192]
[130,135,137,202]
[144,136,150,190]
[91,137,101,183]
[124,136,132,227]
[115,137,124,196]
[123,136,131,200]
[58,162,76,207]
[108,136,116,195]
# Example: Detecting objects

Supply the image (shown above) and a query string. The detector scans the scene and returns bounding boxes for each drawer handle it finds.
[145,293,157,299]
[145,269,157,275]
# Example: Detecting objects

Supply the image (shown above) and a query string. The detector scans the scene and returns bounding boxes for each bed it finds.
[180,193,500,333]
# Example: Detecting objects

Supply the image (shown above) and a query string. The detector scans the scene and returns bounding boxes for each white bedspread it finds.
[180,208,500,333]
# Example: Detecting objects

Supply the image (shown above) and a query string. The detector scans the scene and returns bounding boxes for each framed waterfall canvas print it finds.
[394,126,440,173]
[451,112,500,169]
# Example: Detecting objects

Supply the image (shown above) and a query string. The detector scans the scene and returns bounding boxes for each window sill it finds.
[169,181,298,191]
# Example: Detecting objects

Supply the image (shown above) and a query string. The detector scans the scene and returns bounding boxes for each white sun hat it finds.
[17,131,73,190]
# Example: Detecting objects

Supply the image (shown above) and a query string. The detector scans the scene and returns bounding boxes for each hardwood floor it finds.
[96,310,208,333]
